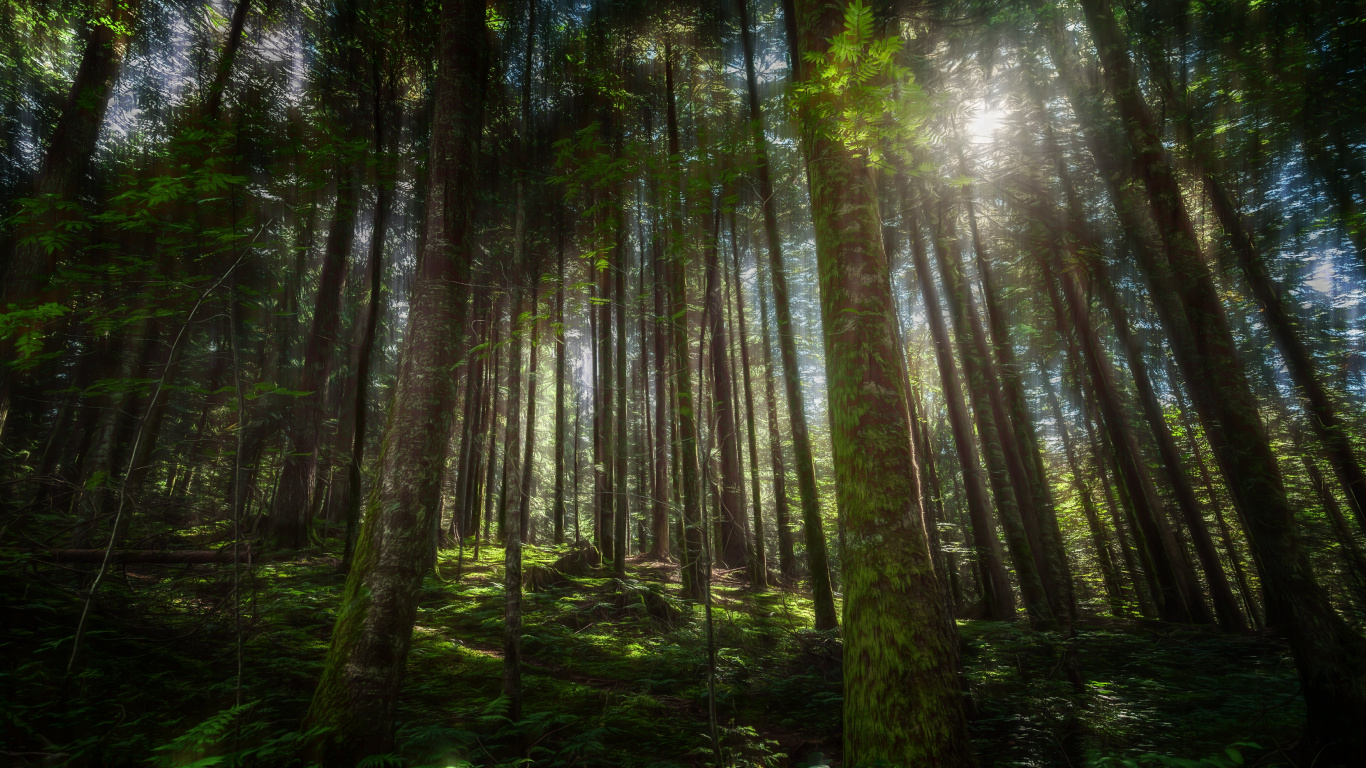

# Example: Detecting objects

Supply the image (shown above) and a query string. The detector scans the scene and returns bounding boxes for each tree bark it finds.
[269,158,358,549]
[664,42,704,600]
[1075,0,1366,750]
[703,198,749,571]
[738,0,835,628]
[755,249,795,581]
[793,0,974,761]
[905,196,1015,622]
[732,218,767,587]
[303,0,483,759]
[929,195,1050,622]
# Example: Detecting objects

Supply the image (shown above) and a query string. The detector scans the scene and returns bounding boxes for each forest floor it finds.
[2,544,1306,767]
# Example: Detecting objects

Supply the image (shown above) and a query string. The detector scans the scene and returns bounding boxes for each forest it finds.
[2,0,1365,764]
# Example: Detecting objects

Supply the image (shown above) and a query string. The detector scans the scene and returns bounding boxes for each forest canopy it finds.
[2,0,1365,765]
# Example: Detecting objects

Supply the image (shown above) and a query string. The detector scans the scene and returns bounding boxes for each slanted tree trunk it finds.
[738,0,835,628]
[905,195,1015,622]
[960,169,1074,622]
[1076,0,1366,750]
[1044,257,1207,624]
[1,0,139,441]
[303,0,484,759]
[202,0,252,120]
[929,194,1050,622]
[1142,36,1366,533]
[1044,365,1125,615]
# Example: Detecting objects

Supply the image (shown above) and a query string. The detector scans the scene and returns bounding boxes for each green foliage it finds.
[792,0,929,169]
[0,301,67,364]
[1094,742,1260,768]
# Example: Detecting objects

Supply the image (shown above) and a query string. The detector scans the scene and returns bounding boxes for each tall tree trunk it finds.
[268,157,358,549]
[304,0,483,758]
[595,229,615,561]
[1045,257,1207,624]
[482,303,505,544]
[518,284,540,545]
[649,233,671,560]
[755,250,795,581]
[1044,366,1125,615]
[664,42,704,599]
[905,196,1015,622]
[554,220,568,544]
[1143,37,1366,533]
[1,0,139,441]
[1075,0,1366,750]
[704,197,749,571]
[202,0,252,120]
[958,159,1074,623]
[929,195,1050,622]
[792,0,974,759]
[1090,261,1244,630]
[613,210,630,576]
[732,218,767,586]
[342,67,393,570]
[737,0,835,628]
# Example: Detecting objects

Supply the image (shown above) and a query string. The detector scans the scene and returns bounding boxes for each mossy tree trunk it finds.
[303,0,484,760]
[792,0,975,762]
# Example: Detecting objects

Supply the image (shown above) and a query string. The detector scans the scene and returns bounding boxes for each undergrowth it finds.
[1,545,1304,766]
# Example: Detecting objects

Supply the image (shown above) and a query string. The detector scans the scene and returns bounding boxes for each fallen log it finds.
[8,548,276,564]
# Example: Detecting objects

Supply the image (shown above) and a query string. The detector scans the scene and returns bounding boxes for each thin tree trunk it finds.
[554,218,568,544]
[704,197,749,571]
[929,195,1049,621]
[1044,366,1125,615]
[649,231,671,560]
[732,218,767,587]
[342,67,392,570]
[755,249,795,581]
[737,0,834,627]
[518,283,540,545]
[905,198,1015,622]
[1045,258,1206,624]
[664,42,704,599]
[613,208,630,577]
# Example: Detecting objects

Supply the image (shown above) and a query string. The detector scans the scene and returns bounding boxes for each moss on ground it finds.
[1,545,1302,766]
